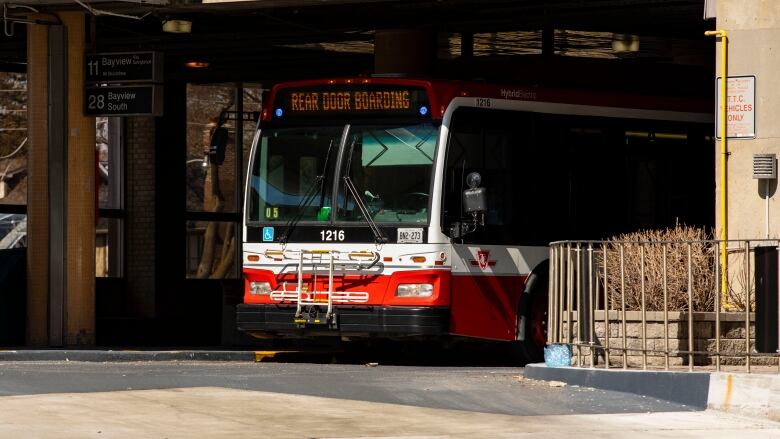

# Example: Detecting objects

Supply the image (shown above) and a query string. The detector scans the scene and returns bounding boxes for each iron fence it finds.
[548,239,780,373]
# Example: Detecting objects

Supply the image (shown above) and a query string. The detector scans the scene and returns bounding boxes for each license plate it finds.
[397,228,423,243]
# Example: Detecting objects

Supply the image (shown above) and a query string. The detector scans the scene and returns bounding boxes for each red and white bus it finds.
[237,77,712,361]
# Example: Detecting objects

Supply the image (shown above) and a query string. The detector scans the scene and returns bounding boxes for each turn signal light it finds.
[411,256,426,263]
[247,255,260,262]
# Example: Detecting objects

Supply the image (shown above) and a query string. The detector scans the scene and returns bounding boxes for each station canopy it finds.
[0,1,713,95]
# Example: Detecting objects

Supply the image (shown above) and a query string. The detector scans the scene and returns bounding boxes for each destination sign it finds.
[273,85,430,120]
[84,85,163,116]
[85,52,162,83]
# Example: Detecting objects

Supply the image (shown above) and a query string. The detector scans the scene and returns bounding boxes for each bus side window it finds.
[443,108,482,237]
[443,107,530,244]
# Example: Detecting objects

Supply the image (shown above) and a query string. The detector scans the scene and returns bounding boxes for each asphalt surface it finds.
[0,361,696,416]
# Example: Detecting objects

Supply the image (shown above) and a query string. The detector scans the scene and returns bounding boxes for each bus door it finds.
[442,106,537,341]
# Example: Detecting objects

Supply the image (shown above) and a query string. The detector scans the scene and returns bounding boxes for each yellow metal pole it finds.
[705,30,728,309]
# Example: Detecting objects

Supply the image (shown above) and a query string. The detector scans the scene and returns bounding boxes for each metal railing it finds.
[548,239,780,373]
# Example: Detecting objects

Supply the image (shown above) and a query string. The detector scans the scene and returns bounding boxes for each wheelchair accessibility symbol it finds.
[262,227,274,242]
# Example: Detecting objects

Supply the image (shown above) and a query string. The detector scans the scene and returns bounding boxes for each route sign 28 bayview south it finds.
[84,85,163,117]
[85,52,163,83]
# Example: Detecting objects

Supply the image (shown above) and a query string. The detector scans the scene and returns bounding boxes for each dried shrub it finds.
[725,248,755,312]
[600,225,716,312]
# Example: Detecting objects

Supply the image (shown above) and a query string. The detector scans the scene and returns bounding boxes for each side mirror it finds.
[450,172,486,239]
[463,188,487,215]
[208,126,229,165]
[462,172,487,216]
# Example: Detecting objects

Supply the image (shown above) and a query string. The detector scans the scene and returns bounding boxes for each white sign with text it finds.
[716,75,756,139]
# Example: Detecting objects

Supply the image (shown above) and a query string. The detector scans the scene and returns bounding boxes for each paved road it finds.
[0,361,688,415]
[0,361,778,438]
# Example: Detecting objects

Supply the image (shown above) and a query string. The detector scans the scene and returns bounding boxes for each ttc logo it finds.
[470,249,496,270]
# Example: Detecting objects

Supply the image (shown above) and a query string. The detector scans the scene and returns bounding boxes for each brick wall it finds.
[562,311,775,367]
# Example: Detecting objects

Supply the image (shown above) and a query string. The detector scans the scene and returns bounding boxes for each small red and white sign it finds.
[716,75,756,139]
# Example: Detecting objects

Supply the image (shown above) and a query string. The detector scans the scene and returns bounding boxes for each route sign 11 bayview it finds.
[85,52,163,84]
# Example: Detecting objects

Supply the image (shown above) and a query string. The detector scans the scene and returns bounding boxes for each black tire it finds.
[510,261,549,364]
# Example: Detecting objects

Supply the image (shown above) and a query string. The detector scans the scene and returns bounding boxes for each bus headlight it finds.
[396,283,433,297]
[250,281,272,295]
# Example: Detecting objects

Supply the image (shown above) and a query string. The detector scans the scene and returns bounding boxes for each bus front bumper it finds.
[236,304,449,336]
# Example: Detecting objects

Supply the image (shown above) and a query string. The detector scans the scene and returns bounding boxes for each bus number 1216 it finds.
[320,230,345,241]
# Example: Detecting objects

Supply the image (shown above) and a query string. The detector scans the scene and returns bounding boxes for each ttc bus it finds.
[236,78,712,361]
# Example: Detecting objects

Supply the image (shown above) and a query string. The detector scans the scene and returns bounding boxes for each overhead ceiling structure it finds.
[0,1,713,93]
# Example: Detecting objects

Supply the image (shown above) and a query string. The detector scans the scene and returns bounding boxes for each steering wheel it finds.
[398,192,429,213]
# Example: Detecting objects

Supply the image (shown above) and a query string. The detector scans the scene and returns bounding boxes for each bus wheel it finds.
[521,291,548,362]
[511,263,548,364]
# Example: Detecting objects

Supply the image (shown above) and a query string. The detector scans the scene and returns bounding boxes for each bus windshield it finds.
[247,122,438,225]
[337,123,437,224]
[247,126,342,223]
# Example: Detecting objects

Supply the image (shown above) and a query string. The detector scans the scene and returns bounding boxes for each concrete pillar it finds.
[716,2,780,239]
[25,21,49,346]
[62,12,96,345]
[26,13,96,346]
[374,30,436,76]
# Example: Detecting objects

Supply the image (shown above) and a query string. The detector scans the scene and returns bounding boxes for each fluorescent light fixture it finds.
[163,20,192,34]
[612,34,640,53]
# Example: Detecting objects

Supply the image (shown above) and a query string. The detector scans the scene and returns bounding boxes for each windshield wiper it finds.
[279,139,334,244]
[342,136,387,244]
[342,176,387,244]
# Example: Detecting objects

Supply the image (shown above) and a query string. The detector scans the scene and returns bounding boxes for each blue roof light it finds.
[419,106,429,116]
[274,108,284,118]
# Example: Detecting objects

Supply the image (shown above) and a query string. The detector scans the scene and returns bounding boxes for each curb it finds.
[524,363,710,409]
[0,350,265,362]
[526,363,780,421]
[708,372,780,421]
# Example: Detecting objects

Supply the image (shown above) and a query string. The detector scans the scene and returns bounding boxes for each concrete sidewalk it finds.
[4,349,779,422]
[0,386,778,438]
[525,363,780,422]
